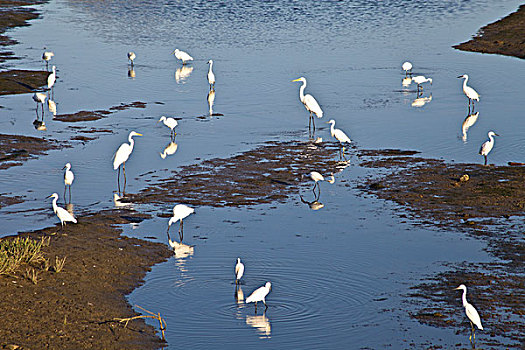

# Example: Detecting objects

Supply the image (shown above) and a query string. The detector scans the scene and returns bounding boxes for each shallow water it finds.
[0,0,523,348]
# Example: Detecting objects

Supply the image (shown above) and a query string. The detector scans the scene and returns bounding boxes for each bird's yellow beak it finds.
[292,78,301,82]
[454,287,461,290]
[136,133,143,136]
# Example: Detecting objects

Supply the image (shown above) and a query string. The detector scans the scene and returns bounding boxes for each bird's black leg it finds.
[64,186,67,204]
[68,185,72,203]
[312,182,317,196]
[484,155,488,166]
[312,115,316,132]
[117,167,121,194]
[123,162,127,195]
[254,302,257,314]
[264,301,268,311]
[179,220,183,241]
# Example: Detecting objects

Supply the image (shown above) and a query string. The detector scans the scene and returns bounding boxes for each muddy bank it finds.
[358,149,524,348]
[454,5,525,59]
[0,69,48,95]
[0,133,67,170]
[54,101,147,123]
[0,210,171,349]
[132,140,349,208]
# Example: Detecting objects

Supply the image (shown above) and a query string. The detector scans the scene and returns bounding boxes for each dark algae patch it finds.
[454,5,525,59]
[132,140,348,207]
[0,69,48,95]
[54,101,147,123]
[0,210,171,349]
[0,133,67,170]
[359,150,524,348]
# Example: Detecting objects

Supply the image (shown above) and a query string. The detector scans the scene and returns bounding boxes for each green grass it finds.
[0,236,49,275]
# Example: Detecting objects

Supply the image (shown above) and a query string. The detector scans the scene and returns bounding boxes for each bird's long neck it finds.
[52,197,58,213]
[461,288,468,307]
[128,136,135,150]
[489,134,495,144]
[299,81,306,102]
[463,76,468,90]
[208,62,213,74]
[330,122,335,136]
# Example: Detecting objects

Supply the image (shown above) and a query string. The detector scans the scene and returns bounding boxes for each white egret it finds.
[207,60,215,89]
[32,92,46,116]
[292,77,323,131]
[402,61,412,76]
[48,193,77,229]
[235,258,245,284]
[479,131,498,166]
[160,142,178,159]
[461,112,479,142]
[172,49,193,64]
[42,51,54,69]
[412,75,432,92]
[327,119,351,155]
[127,52,136,66]
[454,285,483,343]
[246,282,271,312]
[158,116,178,139]
[308,171,324,198]
[113,131,142,193]
[458,74,479,112]
[167,204,195,241]
[63,163,74,202]
[47,65,56,90]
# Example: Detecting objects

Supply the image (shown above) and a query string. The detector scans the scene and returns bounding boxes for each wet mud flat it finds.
[358,149,524,348]
[454,4,525,59]
[131,140,349,208]
[0,210,171,349]
[0,133,67,170]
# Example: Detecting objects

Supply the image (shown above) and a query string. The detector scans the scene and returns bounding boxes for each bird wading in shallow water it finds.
[412,75,432,93]
[113,131,142,194]
[308,171,325,199]
[479,131,498,166]
[33,92,46,117]
[326,119,351,156]
[158,116,178,139]
[172,49,193,64]
[207,60,215,89]
[42,51,54,70]
[63,163,74,203]
[235,258,244,285]
[127,52,136,67]
[246,282,271,313]
[457,74,479,112]
[167,204,195,241]
[292,77,323,132]
[48,193,77,230]
[454,284,483,343]
[402,61,412,76]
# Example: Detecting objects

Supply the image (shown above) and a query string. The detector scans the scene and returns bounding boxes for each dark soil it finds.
[0,193,23,209]
[54,102,147,123]
[454,5,525,59]
[358,149,524,348]
[0,70,48,95]
[0,133,67,170]
[131,140,349,208]
[0,210,172,350]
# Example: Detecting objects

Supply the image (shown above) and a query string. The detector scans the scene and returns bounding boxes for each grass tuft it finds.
[0,236,47,275]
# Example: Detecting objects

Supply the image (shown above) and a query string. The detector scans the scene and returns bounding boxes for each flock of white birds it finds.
[35,50,486,336]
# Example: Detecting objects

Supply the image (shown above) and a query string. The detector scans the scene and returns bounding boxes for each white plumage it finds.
[42,51,54,62]
[158,116,178,138]
[309,171,324,183]
[168,204,195,241]
[455,284,483,342]
[292,77,323,130]
[412,75,432,91]
[461,112,479,142]
[402,61,412,75]
[207,60,216,87]
[479,131,498,165]
[127,52,136,66]
[458,74,480,109]
[327,119,351,144]
[113,131,142,170]
[246,282,272,311]
[235,258,245,284]
[48,193,77,227]
[48,99,57,116]
[47,66,56,90]
[33,92,46,104]
[63,162,74,186]
[160,142,178,159]
[172,49,193,64]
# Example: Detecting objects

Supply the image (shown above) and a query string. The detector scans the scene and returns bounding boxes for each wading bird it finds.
[235,258,245,285]
[292,77,323,131]
[167,204,195,241]
[207,60,215,89]
[402,61,412,76]
[246,282,271,313]
[479,131,498,166]
[327,119,351,155]
[454,284,483,343]
[172,49,193,64]
[127,52,136,67]
[42,51,54,70]
[32,92,46,116]
[48,193,77,229]
[457,74,479,112]
[63,162,74,202]
[308,171,324,198]
[412,75,432,92]
[158,116,178,139]
[113,131,142,193]
[47,66,56,90]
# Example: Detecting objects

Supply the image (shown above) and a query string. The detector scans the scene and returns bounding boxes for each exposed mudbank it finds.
[358,149,524,348]
[54,101,147,123]
[0,69,48,95]
[131,140,349,208]
[0,133,67,170]
[0,210,171,349]
[454,5,525,59]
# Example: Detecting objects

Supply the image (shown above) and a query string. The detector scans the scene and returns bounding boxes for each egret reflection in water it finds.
[461,112,479,142]
[300,194,324,210]
[207,88,215,116]
[128,68,136,79]
[175,65,193,83]
[235,285,244,304]
[113,192,134,209]
[160,141,178,159]
[245,314,271,338]
[411,93,432,108]
[47,99,57,116]
[402,77,412,88]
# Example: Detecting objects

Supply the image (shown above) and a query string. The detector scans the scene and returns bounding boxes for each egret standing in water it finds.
[172,49,193,64]
[327,119,351,155]
[113,131,142,193]
[454,284,483,343]
[207,60,215,89]
[127,52,136,67]
[246,282,271,313]
[63,163,74,203]
[47,193,77,229]
[308,171,324,198]
[402,61,412,76]
[458,74,479,112]
[32,92,46,117]
[235,258,245,285]
[479,131,499,166]
[47,66,56,90]
[167,204,195,241]
[412,75,432,93]
[292,77,323,131]
[42,51,54,70]
[158,116,178,139]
